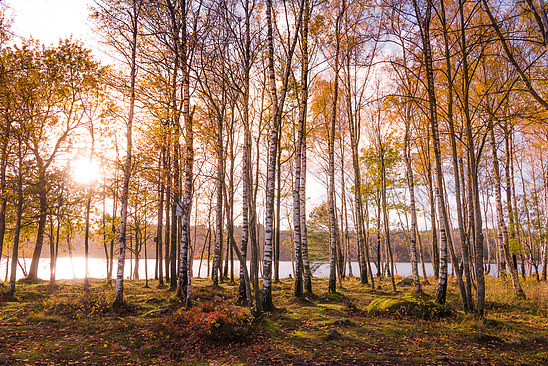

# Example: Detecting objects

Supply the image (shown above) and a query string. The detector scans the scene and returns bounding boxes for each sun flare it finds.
[72,158,100,185]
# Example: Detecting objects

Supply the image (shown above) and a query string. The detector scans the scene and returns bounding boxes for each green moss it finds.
[367,296,451,319]
[319,292,346,303]
[291,330,313,339]
[261,319,281,332]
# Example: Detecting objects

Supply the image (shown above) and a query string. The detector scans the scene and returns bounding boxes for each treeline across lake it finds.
[0,224,513,283]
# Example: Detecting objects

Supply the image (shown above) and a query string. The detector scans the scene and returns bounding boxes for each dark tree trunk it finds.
[328,0,343,295]
[7,148,24,296]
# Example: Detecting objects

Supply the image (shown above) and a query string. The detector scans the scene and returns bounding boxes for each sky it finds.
[3,0,329,210]
[6,0,97,49]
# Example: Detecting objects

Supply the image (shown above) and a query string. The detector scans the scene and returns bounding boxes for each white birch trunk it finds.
[301,130,312,293]
[413,0,452,304]
[293,0,309,298]
[177,0,194,303]
[114,0,141,305]
[261,0,304,311]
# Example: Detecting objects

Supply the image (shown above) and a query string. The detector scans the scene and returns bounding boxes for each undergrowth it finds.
[152,300,257,356]
[43,290,112,319]
[1,277,547,365]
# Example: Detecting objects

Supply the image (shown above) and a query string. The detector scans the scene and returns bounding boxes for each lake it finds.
[0,257,498,281]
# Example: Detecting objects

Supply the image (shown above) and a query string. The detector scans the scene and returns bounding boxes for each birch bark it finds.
[328,0,344,294]
[293,0,310,298]
[114,0,142,305]
[261,0,304,311]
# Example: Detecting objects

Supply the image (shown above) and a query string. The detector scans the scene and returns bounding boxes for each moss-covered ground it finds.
[1,275,547,365]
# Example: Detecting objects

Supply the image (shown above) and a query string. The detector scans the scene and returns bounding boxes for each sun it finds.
[72,158,100,185]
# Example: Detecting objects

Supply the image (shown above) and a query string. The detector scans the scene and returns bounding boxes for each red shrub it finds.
[153,301,256,356]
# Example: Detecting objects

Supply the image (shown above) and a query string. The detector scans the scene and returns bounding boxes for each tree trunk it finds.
[7,148,24,296]
[301,125,312,294]
[328,0,343,295]
[416,226,429,282]
[380,144,397,292]
[102,179,110,281]
[50,180,63,287]
[222,154,237,286]
[170,147,180,290]
[28,183,47,281]
[426,166,439,279]
[0,118,11,265]
[164,154,171,282]
[348,100,373,288]
[274,131,282,283]
[238,0,254,304]
[212,115,224,287]
[340,155,351,279]
[157,155,165,286]
[177,1,194,306]
[440,0,472,310]
[166,0,182,291]
[337,158,347,282]
[403,110,421,294]
[435,187,448,303]
[293,0,309,298]
[134,223,140,280]
[108,190,117,285]
[543,157,548,281]
[457,0,485,314]
[489,120,525,297]
[84,194,92,289]
[412,0,451,305]
[376,199,381,277]
[261,0,304,311]
[114,0,141,306]
[144,211,149,287]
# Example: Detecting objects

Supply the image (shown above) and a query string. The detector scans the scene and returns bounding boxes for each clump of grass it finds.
[319,291,346,304]
[485,276,548,316]
[521,278,548,310]
[17,277,46,285]
[25,312,64,324]
[43,290,112,319]
[453,312,496,332]
[191,284,229,302]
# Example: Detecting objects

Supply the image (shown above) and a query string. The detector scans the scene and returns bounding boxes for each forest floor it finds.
[0,274,547,365]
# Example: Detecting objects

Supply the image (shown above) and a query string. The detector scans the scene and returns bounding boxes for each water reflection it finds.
[0,257,498,281]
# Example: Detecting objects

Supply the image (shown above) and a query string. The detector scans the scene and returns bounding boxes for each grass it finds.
[0,275,547,365]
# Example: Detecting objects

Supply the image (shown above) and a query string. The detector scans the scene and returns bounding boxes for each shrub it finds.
[153,301,256,354]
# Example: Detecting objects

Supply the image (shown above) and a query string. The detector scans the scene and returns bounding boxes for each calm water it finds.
[0,257,497,281]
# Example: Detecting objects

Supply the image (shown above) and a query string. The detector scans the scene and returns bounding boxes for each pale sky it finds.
[6,0,97,48]
[4,0,329,209]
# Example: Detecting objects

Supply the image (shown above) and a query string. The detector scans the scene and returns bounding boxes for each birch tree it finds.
[94,0,143,306]
[293,0,310,298]
[411,0,452,305]
[327,0,344,294]
[262,0,305,311]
